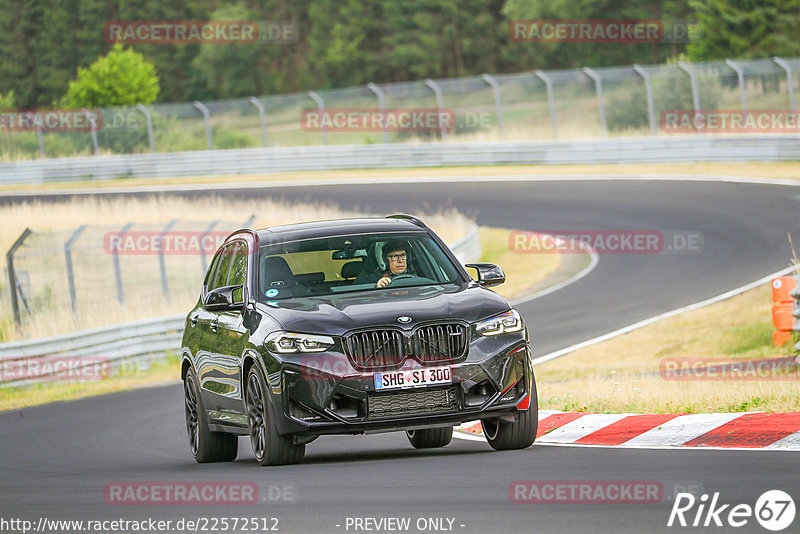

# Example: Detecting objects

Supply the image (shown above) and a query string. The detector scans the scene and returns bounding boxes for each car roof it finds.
[253,217,427,244]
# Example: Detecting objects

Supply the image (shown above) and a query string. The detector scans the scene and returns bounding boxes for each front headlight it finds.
[475,309,524,336]
[266,331,335,353]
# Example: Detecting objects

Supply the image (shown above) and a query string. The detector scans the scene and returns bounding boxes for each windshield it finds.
[257,232,461,300]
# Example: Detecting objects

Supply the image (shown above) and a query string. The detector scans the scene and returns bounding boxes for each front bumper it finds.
[270,335,533,437]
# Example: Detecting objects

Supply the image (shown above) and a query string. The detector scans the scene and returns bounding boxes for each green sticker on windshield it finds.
[266,289,279,297]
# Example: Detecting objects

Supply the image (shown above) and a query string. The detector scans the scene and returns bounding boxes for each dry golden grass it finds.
[0,196,474,341]
[537,283,800,413]
[3,162,800,193]
[0,356,180,412]
[0,196,471,255]
[475,227,561,300]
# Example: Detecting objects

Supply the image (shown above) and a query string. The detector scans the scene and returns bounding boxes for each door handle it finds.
[210,318,219,332]
[190,314,199,327]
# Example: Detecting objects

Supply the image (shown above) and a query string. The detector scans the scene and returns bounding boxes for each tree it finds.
[61,44,160,108]
[501,0,693,70]
[687,0,800,61]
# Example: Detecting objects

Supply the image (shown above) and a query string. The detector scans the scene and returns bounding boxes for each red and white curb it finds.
[455,410,800,450]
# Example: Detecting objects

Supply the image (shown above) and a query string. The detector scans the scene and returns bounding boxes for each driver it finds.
[356,240,412,288]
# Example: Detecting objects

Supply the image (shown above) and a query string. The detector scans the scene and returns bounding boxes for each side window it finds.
[229,243,247,303]
[210,243,237,291]
[229,243,247,286]
[204,250,222,290]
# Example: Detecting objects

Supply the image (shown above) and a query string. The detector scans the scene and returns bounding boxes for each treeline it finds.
[1,0,798,108]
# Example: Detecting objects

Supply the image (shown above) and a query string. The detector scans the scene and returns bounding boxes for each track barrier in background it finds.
[1,56,799,163]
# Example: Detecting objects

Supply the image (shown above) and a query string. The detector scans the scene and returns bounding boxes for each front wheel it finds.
[245,366,305,466]
[481,381,538,451]
[406,426,453,449]
[184,367,238,463]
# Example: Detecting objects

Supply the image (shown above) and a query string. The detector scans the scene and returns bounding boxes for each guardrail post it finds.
[582,67,608,136]
[82,108,100,154]
[136,104,155,153]
[248,97,269,147]
[113,223,133,305]
[308,91,328,145]
[158,220,178,301]
[725,59,748,115]
[678,62,701,120]
[632,64,656,135]
[6,228,32,326]
[535,70,558,137]
[424,79,448,140]
[193,101,213,150]
[200,220,220,273]
[481,74,504,140]
[773,57,796,117]
[367,83,389,143]
[64,225,88,314]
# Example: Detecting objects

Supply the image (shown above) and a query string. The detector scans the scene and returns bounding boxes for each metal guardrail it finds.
[0,227,480,385]
[2,135,799,186]
[0,315,185,387]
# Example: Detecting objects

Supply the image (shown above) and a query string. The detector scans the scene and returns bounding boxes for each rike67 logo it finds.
[668,490,795,531]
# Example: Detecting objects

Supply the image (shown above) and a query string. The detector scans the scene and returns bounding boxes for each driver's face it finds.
[385,250,407,275]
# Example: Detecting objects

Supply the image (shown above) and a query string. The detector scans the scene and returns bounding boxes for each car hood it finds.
[257,283,510,335]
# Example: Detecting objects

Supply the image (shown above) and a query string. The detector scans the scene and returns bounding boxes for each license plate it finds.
[374,366,452,390]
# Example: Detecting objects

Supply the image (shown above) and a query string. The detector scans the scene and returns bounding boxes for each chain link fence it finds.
[2,56,798,160]
[1,217,479,341]
[2,218,254,341]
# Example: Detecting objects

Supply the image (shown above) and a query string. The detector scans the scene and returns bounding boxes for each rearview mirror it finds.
[465,263,505,287]
[205,285,244,311]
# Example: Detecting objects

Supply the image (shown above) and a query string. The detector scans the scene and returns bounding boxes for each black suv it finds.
[181,214,537,466]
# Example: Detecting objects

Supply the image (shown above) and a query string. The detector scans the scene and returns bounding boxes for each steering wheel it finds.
[389,274,416,282]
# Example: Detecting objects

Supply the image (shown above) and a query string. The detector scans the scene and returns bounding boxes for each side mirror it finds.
[205,285,244,311]
[465,263,506,287]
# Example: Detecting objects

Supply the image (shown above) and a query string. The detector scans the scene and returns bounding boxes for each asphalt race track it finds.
[2,178,800,533]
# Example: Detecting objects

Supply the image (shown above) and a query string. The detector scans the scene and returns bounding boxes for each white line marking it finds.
[766,430,800,449]
[511,241,599,306]
[531,441,800,452]
[452,431,486,442]
[536,414,627,443]
[623,413,745,447]
[531,263,800,366]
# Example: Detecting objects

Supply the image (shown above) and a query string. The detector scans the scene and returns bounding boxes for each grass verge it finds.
[0,355,180,412]
[2,162,800,193]
[537,283,800,413]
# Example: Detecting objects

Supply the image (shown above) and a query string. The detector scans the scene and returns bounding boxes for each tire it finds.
[406,426,453,449]
[482,380,538,451]
[184,367,238,463]
[245,366,305,466]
